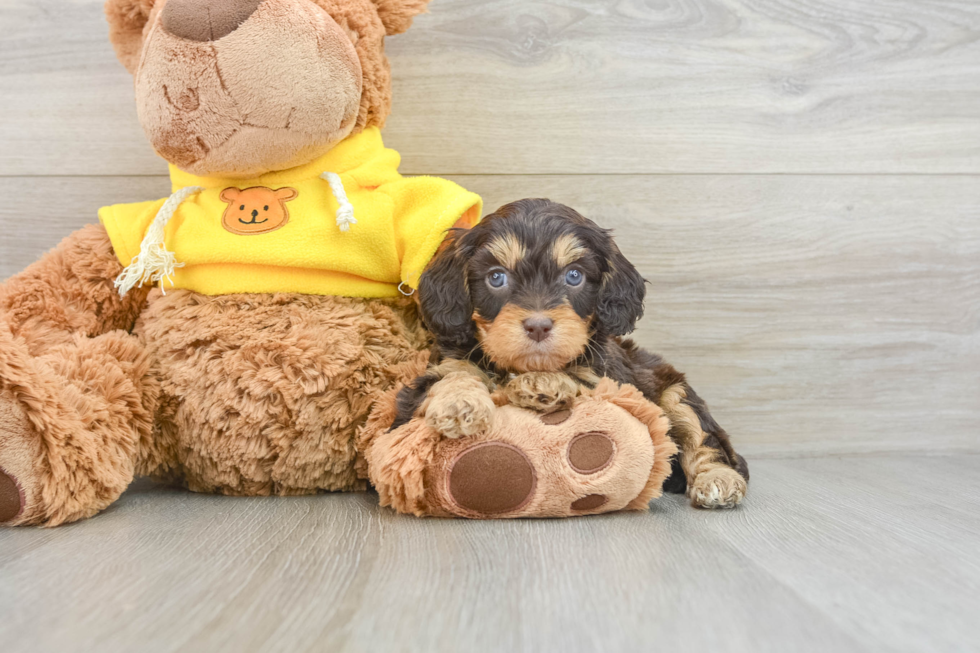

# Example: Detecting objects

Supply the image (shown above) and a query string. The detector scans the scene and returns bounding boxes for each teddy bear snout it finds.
[161,0,263,42]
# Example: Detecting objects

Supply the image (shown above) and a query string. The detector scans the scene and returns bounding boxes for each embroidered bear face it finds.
[219,186,299,235]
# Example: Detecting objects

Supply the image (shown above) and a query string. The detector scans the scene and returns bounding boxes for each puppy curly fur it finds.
[501,371,580,413]
[420,372,495,439]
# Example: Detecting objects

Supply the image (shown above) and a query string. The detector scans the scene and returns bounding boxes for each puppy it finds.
[395,199,749,508]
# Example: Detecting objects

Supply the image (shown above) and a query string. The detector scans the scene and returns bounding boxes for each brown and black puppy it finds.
[396,198,749,508]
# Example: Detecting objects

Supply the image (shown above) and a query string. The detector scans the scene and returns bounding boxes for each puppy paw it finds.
[503,372,579,413]
[689,466,746,509]
[423,375,495,439]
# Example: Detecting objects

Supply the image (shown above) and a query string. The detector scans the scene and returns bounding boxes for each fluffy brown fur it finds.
[401,199,749,508]
[0,225,157,526]
[136,289,431,495]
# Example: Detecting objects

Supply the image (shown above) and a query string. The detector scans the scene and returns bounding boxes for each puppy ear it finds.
[105,0,157,74]
[417,231,476,353]
[596,242,646,336]
[370,0,430,36]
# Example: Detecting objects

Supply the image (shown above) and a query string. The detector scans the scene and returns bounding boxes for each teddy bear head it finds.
[105,0,429,178]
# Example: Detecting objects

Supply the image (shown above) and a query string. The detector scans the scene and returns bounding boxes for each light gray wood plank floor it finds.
[1,454,978,653]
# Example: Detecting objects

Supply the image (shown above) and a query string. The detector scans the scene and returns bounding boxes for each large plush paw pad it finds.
[689,466,746,509]
[448,442,536,516]
[424,377,495,439]
[0,468,24,523]
[567,432,615,474]
[571,494,608,511]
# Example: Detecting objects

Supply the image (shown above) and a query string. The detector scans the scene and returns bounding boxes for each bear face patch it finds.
[219,186,298,235]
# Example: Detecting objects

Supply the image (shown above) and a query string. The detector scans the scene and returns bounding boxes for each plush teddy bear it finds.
[0,0,688,527]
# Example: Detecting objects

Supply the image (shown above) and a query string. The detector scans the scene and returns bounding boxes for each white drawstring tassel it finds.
[114,185,203,297]
[319,172,356,232]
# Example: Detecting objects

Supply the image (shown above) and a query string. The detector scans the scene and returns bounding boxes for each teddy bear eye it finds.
[264,205,269,211]
[240,205,245,210]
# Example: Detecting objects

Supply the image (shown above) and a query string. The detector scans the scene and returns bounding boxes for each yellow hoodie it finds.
[99,127,482,298]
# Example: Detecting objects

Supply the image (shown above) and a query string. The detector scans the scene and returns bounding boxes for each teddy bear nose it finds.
[251,209,259,218]
[523,316,553,343]
[161,0,263,42]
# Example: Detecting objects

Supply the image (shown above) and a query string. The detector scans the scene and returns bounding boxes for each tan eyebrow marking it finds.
[552,234,587,268]
[485,233,526,269]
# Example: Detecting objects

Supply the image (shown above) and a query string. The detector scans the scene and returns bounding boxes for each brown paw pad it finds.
[567,432,615,474]
[0,468,23,523]
[448,442,536,516]
[540,409,571,425]
[571,494,608,511]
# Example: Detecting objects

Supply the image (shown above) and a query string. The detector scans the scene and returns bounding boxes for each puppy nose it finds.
[523,316,554,343]
[161,0,263,42]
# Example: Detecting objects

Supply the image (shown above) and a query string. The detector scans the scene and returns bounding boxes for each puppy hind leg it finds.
[659,384,746,509]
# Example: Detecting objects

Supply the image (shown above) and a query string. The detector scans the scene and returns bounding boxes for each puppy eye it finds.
[487,270,509,289]
[565,268,584,287]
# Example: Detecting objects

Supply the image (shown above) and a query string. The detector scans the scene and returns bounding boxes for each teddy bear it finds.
[0,0,689,527]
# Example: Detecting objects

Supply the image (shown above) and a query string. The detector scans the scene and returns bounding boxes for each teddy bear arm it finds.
[0,223,158,526]
[1,223,151,355]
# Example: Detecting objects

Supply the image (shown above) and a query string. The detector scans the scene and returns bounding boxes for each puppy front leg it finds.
[422,372,496,438]
[501,372,580,413]
[393,360,496,439]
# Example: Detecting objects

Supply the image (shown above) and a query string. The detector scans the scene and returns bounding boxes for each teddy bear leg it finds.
[0,325,159,526]
[0,388,43,525]
[0,225,157,526]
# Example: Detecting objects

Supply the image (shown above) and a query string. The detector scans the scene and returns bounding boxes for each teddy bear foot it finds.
[0,389,43,526]
[445,441,537,515]
[441,430,630,517]
[361,378,678,519]
[426,397,668,519]
[688,466,746,509]
[0,467,24,523]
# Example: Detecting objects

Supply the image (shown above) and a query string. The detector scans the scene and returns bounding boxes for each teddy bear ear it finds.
[273,187,299,201]
[369,0,431,36]
[104,0,157,74]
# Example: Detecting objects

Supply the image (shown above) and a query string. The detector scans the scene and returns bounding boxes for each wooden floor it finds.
[2,0,979,651]
[1,454,978,653]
